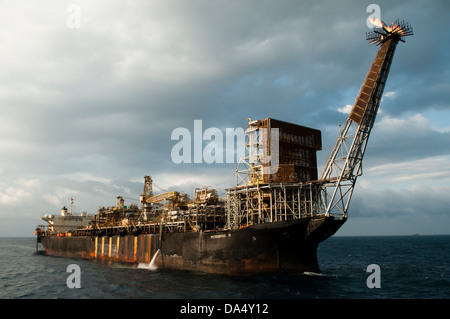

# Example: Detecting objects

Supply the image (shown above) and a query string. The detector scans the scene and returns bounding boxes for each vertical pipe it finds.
[269,188,273,222]
[257,188,261,224]
[109,237,112,258]
[116,236,120,259]
[292,188,295,219]
[134,236,138,261]
[274,188,277,222]
[94,237,98,258]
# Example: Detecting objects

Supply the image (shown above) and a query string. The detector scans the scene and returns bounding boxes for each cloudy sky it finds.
[0,0,449,236]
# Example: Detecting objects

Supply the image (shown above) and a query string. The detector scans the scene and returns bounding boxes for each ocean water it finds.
[0,236,449,300]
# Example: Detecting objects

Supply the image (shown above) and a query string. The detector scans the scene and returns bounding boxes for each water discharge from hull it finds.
[137,248,160,270]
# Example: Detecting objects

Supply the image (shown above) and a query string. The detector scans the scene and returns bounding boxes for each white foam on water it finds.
[302,271,338,278]
[137,249,160,271]
[302,271,325,277]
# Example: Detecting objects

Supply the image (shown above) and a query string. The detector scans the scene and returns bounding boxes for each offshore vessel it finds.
[37,197,92,235]
[36,20,413,275]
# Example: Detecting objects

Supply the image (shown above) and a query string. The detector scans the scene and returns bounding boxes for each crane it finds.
[139,175,186,209]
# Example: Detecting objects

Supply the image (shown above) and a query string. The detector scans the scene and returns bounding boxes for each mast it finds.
[140,175,153,204]
[69,196,74,214]
[320,20,413,218]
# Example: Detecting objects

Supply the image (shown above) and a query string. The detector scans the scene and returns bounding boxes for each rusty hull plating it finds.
[42,217,345,274]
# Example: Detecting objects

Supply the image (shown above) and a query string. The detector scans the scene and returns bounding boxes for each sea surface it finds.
[0,235,449,299]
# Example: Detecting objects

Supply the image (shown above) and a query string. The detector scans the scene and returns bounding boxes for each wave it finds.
[302,271,325,277]
[301,271,338,278]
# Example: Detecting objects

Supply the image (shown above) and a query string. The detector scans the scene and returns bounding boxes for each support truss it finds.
[320,20,412,218]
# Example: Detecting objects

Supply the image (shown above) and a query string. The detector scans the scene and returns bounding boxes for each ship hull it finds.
[40,217,345,275]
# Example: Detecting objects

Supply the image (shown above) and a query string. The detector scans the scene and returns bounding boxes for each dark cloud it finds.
[364,114,450,166]
[350,185,450,219]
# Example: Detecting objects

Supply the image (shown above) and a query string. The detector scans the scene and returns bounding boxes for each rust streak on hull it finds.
[41,217,345,275]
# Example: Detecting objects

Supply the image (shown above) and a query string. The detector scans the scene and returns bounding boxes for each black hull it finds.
[40,217,345,275]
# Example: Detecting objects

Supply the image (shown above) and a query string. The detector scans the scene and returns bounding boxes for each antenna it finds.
[69,196,74,214]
